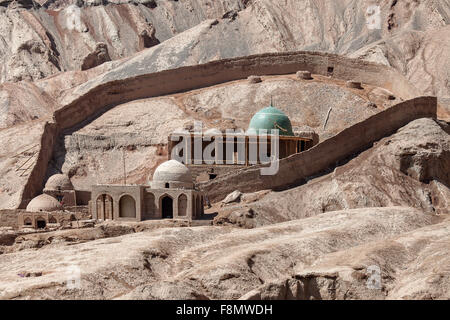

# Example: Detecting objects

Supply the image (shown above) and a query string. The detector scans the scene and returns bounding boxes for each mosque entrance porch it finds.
[162,196,173,219]
[36,218,46,229]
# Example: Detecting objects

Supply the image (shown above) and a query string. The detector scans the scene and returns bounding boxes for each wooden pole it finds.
[323,107,332,130]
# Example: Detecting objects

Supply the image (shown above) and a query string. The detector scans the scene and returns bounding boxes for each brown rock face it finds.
[0,0,246,83]
[80,43,111,71]
[350,26,450,118]
[138,26,160,49]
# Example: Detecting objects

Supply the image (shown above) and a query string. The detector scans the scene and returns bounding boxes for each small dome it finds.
[150,160,193,189]
[44,174,73,191]
[26,194,62,212]
[247,105,294,136]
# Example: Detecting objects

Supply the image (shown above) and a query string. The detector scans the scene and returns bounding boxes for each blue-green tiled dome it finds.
[247,105,294,136]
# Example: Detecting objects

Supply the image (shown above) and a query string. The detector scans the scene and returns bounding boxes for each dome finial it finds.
[270,95,274,107]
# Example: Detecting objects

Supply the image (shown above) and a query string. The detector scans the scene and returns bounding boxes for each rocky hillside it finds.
[0,0,448,109]
[214,118,450,227]
[0,0,449,301]
[0,0,245,82]
[0,0,447,209]
[349,25,450,113]
[0,206,448,299]
[54,73,391,191]
[0,112,448,300]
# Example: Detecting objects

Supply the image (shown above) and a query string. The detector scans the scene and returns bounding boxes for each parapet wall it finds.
[17,51,422,208]
[200,96,438,202]
[0,210,20,230]
[55,51,418,132]
[18,121,57,209]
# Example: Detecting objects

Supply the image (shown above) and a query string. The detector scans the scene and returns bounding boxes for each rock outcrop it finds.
[0,0,246,83]
[350,26,450,118]
[0,207,447,299]
[80,43,111,71]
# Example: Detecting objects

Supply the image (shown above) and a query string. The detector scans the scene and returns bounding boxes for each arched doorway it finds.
[178,194,187,217]
[36,217,46,229]
[119,195,136,218]
[49,216,57,224]
[161,196,173,219]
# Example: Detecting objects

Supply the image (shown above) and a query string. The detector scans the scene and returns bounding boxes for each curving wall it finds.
[199,96,438,202]
[18,121,57,209]
[54,51,418,132]
[18,51,424,208]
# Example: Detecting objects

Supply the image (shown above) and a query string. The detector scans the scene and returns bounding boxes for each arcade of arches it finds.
[18,212,82,229]
[91,186,204,221]
[91,160,205,222]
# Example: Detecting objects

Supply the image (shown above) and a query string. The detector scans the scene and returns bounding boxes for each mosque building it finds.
[168,102,318,181]
[22,102,317,225]
[91,160,204,222]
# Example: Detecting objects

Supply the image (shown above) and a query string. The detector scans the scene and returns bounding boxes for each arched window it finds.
[119,195,136,218]
[49,216,57,224]
[24,218,32,226]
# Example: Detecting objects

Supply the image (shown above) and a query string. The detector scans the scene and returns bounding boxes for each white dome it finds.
[44,174,73,191]
[150,160,193,189]
[26,194,62,212]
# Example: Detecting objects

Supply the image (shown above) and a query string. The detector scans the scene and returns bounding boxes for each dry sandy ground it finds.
[0,207,448,300]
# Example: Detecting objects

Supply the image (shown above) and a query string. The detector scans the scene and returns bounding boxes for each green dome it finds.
[247,105,294,136]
